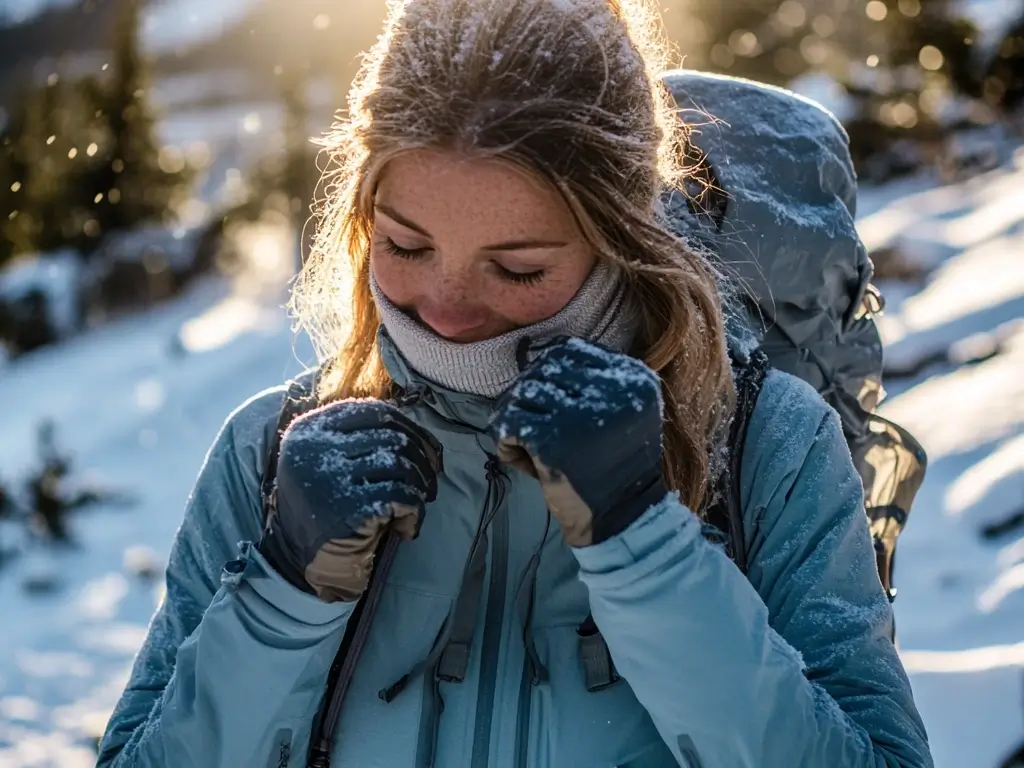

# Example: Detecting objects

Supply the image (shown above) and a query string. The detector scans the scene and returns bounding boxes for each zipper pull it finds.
[378,674,411,703]
[484,451,508,483]
[394,386,425,408]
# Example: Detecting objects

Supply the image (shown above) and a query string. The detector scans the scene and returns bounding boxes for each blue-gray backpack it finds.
[259,70,929,767]
[661,70,927,607]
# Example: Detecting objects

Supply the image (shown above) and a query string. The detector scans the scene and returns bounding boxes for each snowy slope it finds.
[860,147,1024,768]
[0,156,1022,765]
[0,226,310,766]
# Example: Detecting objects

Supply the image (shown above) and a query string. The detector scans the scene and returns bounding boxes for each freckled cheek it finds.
[492,279,582,325]
[370,252,423,305]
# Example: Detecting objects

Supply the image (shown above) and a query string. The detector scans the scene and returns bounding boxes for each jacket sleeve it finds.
[97,390,355,768]
[572,373,932,768]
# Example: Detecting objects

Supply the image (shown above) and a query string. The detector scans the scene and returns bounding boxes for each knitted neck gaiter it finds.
[370,262,637,398]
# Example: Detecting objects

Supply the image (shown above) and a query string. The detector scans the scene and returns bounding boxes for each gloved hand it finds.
[259,399,443,602]
[488,337,668,548]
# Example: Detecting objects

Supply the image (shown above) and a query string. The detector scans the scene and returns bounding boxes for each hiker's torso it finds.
[321,340,674,767]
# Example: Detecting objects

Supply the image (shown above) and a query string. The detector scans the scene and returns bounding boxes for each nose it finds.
[416,270,490,340]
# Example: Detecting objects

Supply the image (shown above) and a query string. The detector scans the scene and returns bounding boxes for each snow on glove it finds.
[259,399,443,602]
[488,336,668,548]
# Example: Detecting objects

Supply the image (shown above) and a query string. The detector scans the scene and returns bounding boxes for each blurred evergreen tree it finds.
[88,0,191,250]
[671,0,871,86]
[838,0,980,179]
[675,0,808,85]
[0,98,32,265]
[1,76,114,258]
[217,68,318,269]
[983,13,1024,115]
[673,0,988,179]
[0,0,190,261]
[281,72,315,230]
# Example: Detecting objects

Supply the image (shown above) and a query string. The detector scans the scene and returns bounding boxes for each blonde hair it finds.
[292,0,734,511]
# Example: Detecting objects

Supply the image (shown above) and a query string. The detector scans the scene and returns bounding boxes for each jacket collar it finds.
[378,327,497,433]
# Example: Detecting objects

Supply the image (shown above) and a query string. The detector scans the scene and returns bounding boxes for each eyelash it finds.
[381,238,546,286]
[381,238,427,261]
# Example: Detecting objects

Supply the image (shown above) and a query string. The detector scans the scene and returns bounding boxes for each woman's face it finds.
[370,150,596,342]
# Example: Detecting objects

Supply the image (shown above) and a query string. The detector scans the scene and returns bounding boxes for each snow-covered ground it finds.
[859,148,1024,768]
[0,224,310,766]
[0,153,1022,765]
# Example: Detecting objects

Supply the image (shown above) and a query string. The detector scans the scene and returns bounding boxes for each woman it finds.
[98,0,932,766]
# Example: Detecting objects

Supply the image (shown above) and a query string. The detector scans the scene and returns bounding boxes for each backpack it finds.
[660,69,928,605]
[258,71,929,765]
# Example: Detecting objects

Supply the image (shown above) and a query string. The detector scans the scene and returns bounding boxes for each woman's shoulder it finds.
[737,367,868,581]
[223,366,320,444]
[221,385,290,455]
[200,382,293,497]
[211,367,325,482]
[739,368,852,509]
[748,368,835,448]
[161,383,296,587]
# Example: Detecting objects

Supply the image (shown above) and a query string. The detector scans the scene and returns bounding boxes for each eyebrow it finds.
[375,203,569,252]
[479,239,570,252]
[375,204,430,236]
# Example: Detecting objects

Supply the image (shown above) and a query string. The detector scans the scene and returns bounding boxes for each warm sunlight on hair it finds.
[288,0,735,511]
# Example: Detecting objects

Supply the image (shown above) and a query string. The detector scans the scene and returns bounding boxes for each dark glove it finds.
[259,399,443,602]
[488,337,667,548]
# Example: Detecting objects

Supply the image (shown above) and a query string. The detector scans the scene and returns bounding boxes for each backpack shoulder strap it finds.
[260,369,320,526]
[703,346,770,574]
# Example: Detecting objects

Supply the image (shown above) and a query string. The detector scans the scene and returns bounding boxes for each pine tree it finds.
[839,0,980,178]
[667,0,861,87]
[669,0,801,85]
[0,100,32,264]
[0,79,71,258]
[89,0,190,245]
[984,13,1024,115]
[0,75,114,257]
[281,74,314,228]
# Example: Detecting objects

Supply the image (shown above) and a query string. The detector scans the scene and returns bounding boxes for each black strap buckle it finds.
[578,631,620,692]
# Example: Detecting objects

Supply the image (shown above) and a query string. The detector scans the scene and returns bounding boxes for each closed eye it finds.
[382,236,545,285]
[382,238,429,260]
[495,265,546,285]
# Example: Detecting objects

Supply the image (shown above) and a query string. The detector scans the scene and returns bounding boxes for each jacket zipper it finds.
[470,457,510,768]
[514,658,533,767]
[403,454,506,767]
[513,549,545,768]
[307,534,400,767]
[513,583,544,766]
[415,662,444,768]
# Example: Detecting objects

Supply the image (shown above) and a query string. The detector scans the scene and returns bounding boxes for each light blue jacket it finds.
[97,334,932,767]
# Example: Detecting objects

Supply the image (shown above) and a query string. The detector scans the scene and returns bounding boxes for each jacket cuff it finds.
[571,493,704,586]
[222,541,355,626]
